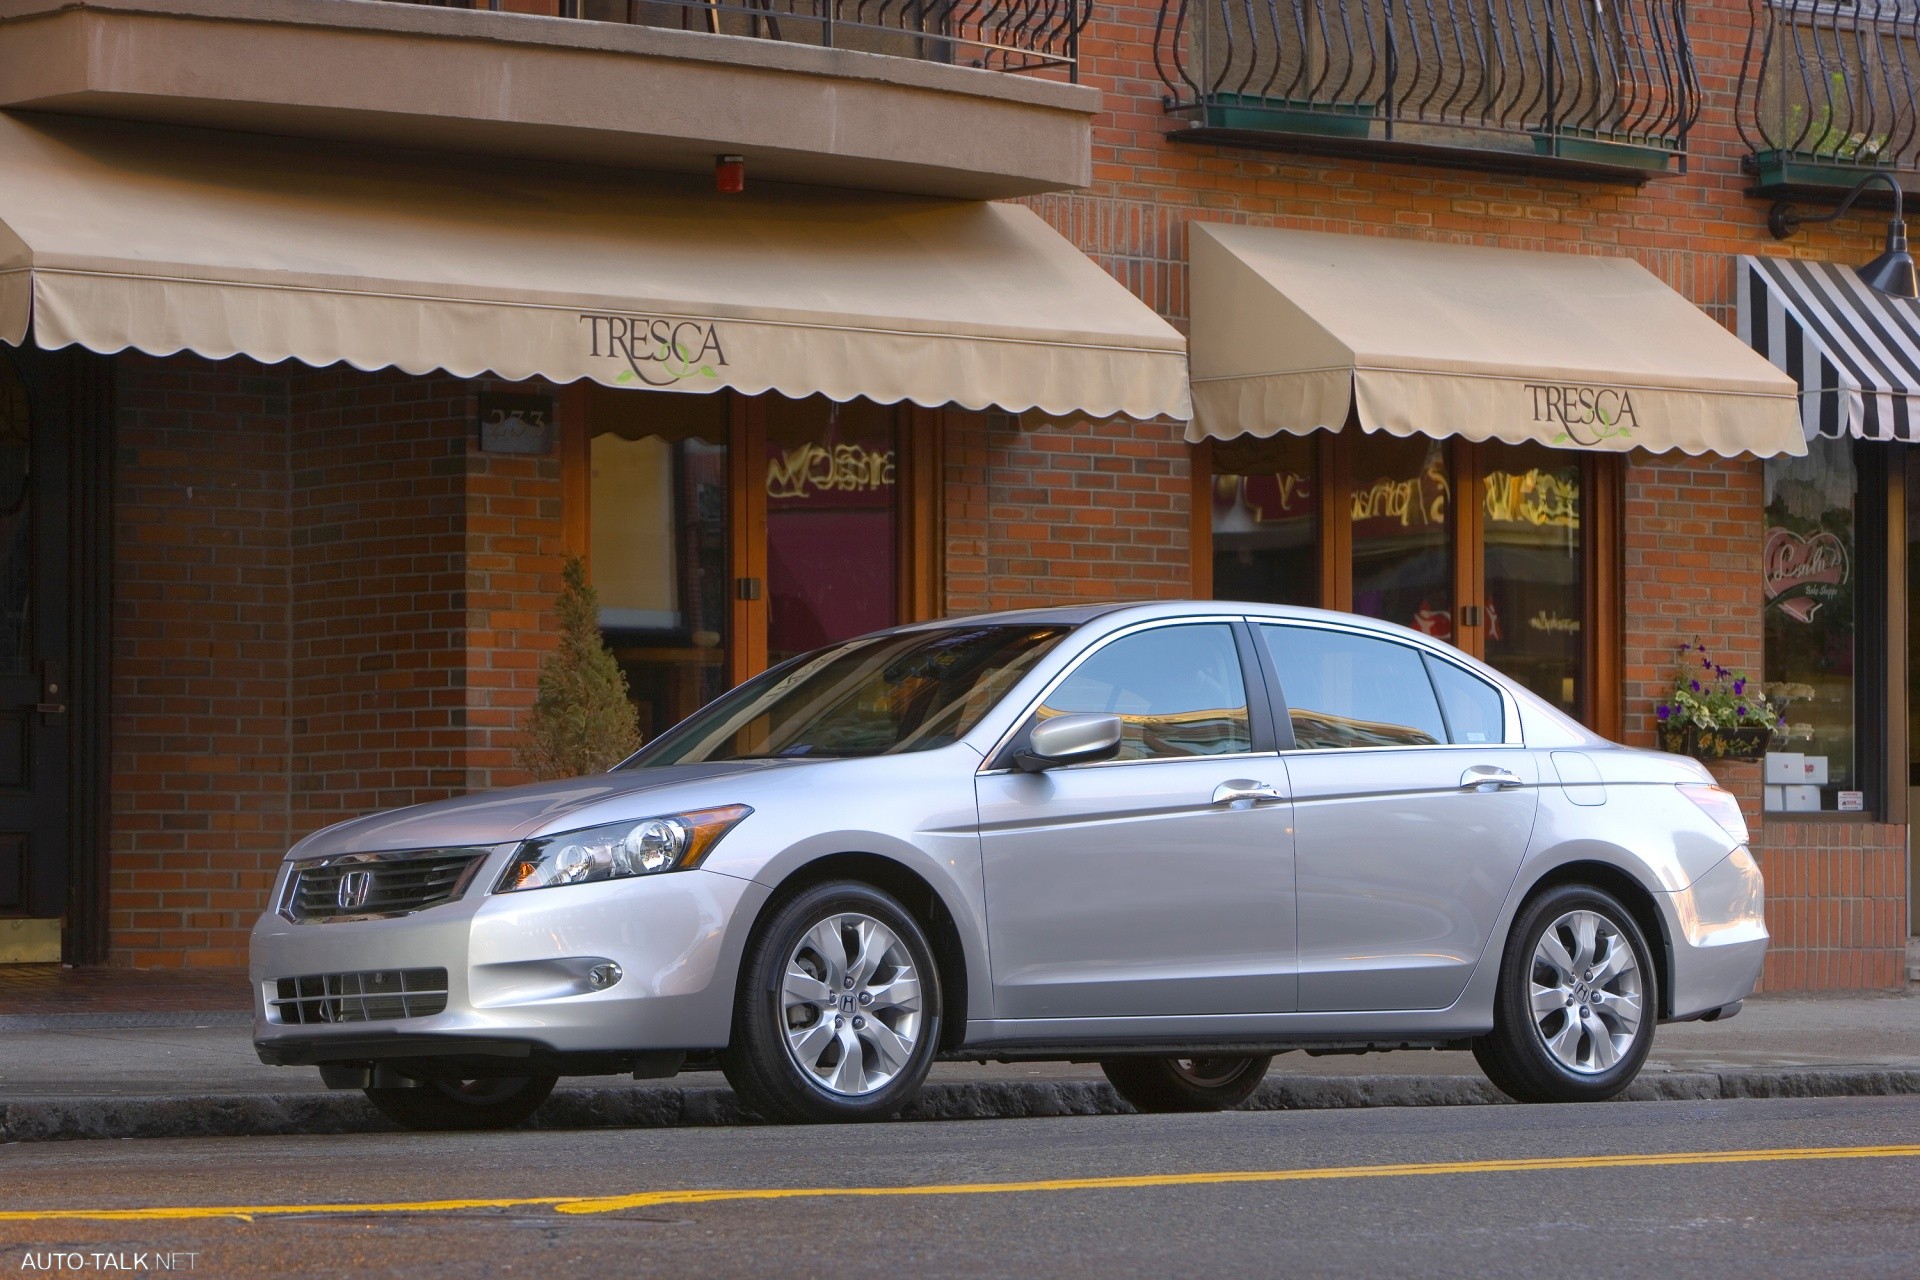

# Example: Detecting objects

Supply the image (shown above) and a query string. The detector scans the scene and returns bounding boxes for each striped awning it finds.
[1738,255,1920,440]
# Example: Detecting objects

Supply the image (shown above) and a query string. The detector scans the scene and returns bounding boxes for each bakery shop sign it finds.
[581,313,729,387]
[1525,383,1638,447]
[1764,525,1849,623]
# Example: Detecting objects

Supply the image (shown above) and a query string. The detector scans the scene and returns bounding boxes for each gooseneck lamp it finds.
[1768,171,1920,300]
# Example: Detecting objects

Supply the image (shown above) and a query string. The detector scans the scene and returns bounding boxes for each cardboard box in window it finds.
[1764,785,1785,811]
[1764,752,1805,784]
[1781,784,1822,812]
[1801,756,1829,785]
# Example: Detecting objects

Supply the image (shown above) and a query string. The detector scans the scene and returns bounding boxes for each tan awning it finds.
[0,114,1189,421]
[1188,224,1804,457]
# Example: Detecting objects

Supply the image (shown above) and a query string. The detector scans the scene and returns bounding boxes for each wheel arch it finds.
[1515,859,1676,1021]
[750,851,972,1053]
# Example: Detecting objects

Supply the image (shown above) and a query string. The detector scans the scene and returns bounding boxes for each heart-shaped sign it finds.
[1763,526,1848,623]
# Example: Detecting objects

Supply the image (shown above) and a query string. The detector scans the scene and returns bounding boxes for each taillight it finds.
[1678,783,1749,845]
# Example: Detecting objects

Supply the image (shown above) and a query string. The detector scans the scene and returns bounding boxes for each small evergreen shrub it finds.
[514,554,642,781]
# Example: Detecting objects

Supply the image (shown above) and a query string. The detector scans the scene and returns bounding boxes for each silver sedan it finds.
[249,602,1766,1129]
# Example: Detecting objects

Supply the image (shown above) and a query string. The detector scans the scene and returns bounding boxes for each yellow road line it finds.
[5,1144,1918,1225]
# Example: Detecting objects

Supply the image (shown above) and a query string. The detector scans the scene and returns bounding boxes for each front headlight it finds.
[495,805,752,893]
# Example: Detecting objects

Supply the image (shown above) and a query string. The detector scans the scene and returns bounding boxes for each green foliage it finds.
[514,555,642,781]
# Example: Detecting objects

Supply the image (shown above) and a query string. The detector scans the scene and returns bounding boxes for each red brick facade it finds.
[110,360,561,966]
[88,0,1910,986]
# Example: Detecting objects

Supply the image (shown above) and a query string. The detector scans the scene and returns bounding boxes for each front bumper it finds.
[249,855,769,1068]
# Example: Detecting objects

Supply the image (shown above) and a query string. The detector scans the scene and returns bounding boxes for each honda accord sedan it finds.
[250,602,1766,1130]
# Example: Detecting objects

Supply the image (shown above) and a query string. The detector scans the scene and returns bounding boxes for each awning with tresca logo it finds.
[0,114,1190,423]
[1186,224,1805,459]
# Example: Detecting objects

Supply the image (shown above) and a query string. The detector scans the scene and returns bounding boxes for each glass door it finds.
[588,391,731,742]
[1349,434,1455,640]
[1481,442,1585,717]
[764,396,900,665]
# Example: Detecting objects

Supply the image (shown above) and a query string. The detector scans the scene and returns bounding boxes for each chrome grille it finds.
[270,968,449,1025]
[283,849,489,922]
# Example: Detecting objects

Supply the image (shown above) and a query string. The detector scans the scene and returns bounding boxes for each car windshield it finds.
[624,623,1074,765]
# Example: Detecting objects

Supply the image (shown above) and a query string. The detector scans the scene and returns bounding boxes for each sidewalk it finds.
[3,965,1916,1142]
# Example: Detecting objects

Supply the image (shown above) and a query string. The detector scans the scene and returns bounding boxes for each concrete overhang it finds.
[0,0,1097,197]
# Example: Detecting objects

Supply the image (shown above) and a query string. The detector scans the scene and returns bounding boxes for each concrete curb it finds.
[6,1068,1918,1144]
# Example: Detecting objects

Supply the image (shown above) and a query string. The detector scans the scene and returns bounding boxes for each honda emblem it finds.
[336,869,374,912]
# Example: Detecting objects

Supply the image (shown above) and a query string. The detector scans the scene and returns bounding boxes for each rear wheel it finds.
[364,1074,557,1132]
[1100,1055,1272,1113]
[1474,883,1657,1104]
[722,881,941,1124]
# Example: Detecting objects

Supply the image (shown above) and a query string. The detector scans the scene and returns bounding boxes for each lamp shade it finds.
[1858,221,1920,299]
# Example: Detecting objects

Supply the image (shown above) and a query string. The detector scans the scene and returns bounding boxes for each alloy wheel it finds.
[1528,908,1644,1075]
[779,912,925,1097]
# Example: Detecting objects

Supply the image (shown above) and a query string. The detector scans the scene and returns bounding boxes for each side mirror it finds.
[1015,714,1124,773]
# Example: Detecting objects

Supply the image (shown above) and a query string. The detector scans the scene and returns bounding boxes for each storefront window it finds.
[590,393,730,741]
[1351,434,1454,639]
[1211,434,1319,606]
[1763,437,1857,812]
[765,396,899,664]
[1482,442,1584,714]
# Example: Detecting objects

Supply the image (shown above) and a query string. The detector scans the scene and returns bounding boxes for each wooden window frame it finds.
[1193,432,1623,740]
[562,388,940,691]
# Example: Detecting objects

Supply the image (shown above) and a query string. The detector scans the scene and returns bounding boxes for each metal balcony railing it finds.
[1737,0,1920,192]
[1153,0,1699,178]
[402,0,1087,79]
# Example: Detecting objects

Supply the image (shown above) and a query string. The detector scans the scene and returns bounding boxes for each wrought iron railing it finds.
[400,0,1086,79]
[1153,0,1698,171]
[1737,0,1920,187]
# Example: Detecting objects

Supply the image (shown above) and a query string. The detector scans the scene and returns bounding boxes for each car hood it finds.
[285,760,799,859]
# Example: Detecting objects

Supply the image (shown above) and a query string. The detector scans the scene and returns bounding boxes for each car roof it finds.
[896,599,1436,639]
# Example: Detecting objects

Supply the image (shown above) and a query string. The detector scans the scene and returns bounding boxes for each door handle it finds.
[1213,780,1286,806]
[1460,765,1523,792]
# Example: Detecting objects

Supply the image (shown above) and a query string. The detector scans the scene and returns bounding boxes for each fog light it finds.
[587,962,623,990]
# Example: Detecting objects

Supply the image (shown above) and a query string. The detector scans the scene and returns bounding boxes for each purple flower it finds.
[1733,678,1746,695]
[1689,679,1701,692]
[1702,656,1713,669]
[1737,705,1749,717]
[1715,665,1728,677]
[1778,716,1788,729]
[1657,704,1671,721]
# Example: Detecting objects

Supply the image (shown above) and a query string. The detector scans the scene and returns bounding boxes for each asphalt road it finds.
[4,1096,1919,1278]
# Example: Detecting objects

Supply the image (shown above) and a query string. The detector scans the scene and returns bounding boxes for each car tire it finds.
[1100,1055,1273,1113]
[363,1074,558,1132]
[722,880,942,1124]
[1474,883,1658,1104]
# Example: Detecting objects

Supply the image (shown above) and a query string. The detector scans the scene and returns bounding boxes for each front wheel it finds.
[1100,1055,1272,1113]
[364,1074,557,1132]
[721,881,942,1124]
[1474,883,1657,1104]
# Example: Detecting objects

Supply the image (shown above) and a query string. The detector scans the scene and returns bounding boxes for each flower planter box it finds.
[1530,130,1678,173]
[1201,95,1376,139]
[1656,724,1773,763]
[1748,148,1900,192]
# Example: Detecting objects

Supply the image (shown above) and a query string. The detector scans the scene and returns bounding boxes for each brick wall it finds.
[111,356,293,969]
[287,369,472,828]
[109,358,564,966]
[944,411,1192,614]
[461,382,567,795]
